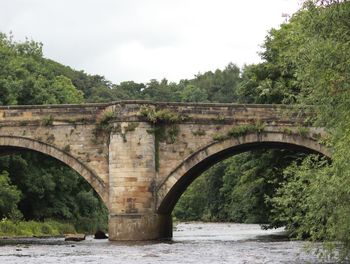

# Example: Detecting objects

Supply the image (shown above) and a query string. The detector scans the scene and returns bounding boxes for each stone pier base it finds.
[108,213,172,240]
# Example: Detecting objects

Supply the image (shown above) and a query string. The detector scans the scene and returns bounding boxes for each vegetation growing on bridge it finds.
[63,144,71,153]
[212,122,266,141]
[93,111,140,143]
[41,115,54,126]
[141,105,189,169]
[191,128,206,136]
[0,0,349,261]
[92,110,118,143]
[296,126,310,137]
[139,105,189,124]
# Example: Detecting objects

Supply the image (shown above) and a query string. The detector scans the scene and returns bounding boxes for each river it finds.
[0,222,333,263]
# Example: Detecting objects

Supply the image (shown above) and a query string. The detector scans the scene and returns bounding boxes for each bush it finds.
[0,219,76,237]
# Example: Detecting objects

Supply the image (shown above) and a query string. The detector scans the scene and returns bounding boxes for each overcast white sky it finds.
[1,0,302,84]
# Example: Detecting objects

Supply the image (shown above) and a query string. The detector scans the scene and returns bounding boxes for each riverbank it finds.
[0,219,76,238]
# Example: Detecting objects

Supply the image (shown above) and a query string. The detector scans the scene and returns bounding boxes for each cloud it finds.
[0,0,300,83]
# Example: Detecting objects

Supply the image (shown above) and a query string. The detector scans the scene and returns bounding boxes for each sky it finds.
[0,0,302,84]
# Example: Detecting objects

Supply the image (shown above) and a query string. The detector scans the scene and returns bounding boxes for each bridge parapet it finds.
[0,103,109,125]
[0,101,314,124]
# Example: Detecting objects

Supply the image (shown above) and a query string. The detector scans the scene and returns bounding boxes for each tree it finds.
[49,75,84,104]
[0,171,22,219]
[257,1,350,259]
[0,32,108,232]
[173,176,208,220]
[180,84,208,102]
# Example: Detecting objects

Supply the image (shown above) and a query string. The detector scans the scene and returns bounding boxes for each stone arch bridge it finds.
[0,101,329,240]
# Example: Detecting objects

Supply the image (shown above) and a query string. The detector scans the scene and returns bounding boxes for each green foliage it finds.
[253,1,350,260]
[148,124,181,171]
[48,75,84,104]
[185,63,241,103]
[227,124,256,137]
[282,127,293,135]
[93,110,117,142]
[267,156,331,237]
[174,162,226,221]
[173,176,208,221]
[140,107,185,165]
[97,110,116,128]
[74,190,108,233]
[0,153,108,234]
[63,145,71,153]
[166,125,180,144]
[228,122,265,137]
[212,122,266,141]
[41,115,54,126]
[141,79,181,102]
[297,126,310,137]
[0,171,22,219]
[265,155,350,262]
[140,106,188,124]
[124,122,139,132]
[180,84,208,102]
[0,219,76,237]
[192,129,206,136]
[212,133,226,141]
[174,150,304,223]
[0,33,86,105]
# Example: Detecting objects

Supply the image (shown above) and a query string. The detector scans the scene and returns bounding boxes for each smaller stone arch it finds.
[0,136,108,206]
[157,131,331,214]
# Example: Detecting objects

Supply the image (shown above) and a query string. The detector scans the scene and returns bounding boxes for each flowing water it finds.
[0,222,333,263]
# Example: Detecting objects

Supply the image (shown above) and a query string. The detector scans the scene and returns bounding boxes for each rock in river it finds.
[94,230,108,239]
[64,234,86,241]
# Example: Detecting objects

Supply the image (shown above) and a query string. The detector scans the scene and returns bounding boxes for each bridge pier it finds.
[108,121,172,240]
[108,213,172,240]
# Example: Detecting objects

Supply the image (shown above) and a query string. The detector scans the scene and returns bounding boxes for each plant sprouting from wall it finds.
[92,110,118,143]
[212,121,267,141]
[139,105,189,124]
[42,115,54,126]
[139,105,186,145]
[140,105,189,171]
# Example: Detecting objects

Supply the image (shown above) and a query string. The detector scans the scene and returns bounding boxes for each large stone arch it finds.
[157,131,331,214]
[0,136,108,206]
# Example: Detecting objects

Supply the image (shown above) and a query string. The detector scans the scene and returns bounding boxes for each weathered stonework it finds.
[0,101,330,240]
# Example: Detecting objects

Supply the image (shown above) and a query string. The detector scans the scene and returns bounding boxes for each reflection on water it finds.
[0,222,330,263]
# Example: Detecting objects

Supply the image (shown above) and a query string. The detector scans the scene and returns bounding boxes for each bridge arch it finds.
[0,136,108,206]
[157,131,331,214]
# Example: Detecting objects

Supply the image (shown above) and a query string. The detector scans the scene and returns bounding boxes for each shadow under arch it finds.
[0,135,108,206]
[157,131,331,215]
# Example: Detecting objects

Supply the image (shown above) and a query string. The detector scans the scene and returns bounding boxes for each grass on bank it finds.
[0,219,76,237]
